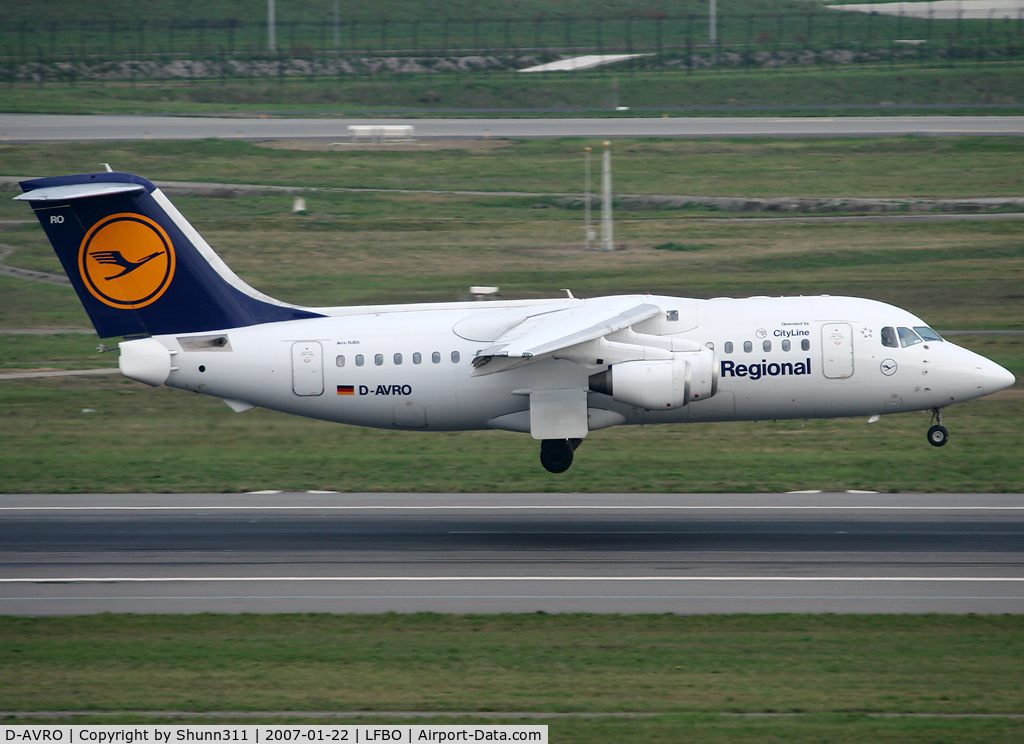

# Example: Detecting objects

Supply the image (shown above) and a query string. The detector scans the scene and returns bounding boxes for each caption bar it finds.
[1,727,547,744]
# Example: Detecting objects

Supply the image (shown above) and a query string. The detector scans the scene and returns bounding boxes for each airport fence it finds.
[3,12,1024,85]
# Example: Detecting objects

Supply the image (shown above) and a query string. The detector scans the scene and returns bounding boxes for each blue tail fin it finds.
[16,172,323,338]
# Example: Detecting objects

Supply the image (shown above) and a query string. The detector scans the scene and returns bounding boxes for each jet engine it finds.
[588,349,717,410]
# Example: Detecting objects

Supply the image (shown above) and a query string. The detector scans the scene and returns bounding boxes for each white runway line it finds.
[3,504,1024,511]
[4,595,1020,600]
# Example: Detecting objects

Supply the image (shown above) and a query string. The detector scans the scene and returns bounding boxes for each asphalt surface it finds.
[2,114,1024,142]
[2,492,1022,615]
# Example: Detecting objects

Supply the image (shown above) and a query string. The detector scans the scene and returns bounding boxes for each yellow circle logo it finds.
[79,213,176,309]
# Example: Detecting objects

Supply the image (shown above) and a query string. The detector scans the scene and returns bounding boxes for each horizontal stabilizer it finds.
[14,182,145,201]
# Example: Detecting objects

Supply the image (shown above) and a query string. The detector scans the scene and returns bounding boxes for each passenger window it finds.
[763,340,771,352]
[705,342,714,350]
[336,355,345,367]
[374,353,384,366]
[394,353,403,365]
[781,339,791,352]
[451,351,461,363]
[355,354,364,367]
[898,327,923,348]
[881,326,899,348]
[743,341,753,353]
[914,326,943,342]
[432,352,441,364]
[724,342,734,354]
[801,339,810,351]
[413,352,422,364]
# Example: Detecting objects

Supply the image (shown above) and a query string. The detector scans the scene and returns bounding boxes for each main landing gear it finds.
[540,438,582,473]
[927,407,949,447]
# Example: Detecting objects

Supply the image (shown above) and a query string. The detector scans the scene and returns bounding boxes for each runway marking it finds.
[2,576,1023,584]
[3,505,1024,512]
[447,530,1024,534]
[4,595,1021,601]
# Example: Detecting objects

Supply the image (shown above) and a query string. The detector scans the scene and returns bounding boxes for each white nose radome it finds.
[980,358,1016,396]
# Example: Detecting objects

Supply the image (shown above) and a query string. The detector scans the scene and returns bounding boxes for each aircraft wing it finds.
[471,298,661,376]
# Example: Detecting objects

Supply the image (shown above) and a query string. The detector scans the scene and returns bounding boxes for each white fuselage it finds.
[133,294,1012,435]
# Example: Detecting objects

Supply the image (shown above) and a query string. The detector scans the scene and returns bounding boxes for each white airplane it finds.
[16,172,1016,472]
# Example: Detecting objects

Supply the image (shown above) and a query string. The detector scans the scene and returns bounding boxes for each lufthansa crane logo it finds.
[79,213,176,309]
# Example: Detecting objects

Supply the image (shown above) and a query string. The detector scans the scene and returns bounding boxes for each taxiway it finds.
[2,114,1023,142]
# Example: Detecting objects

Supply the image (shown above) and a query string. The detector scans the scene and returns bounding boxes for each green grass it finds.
[3,66,1024,116]
[653,242,714,251]
[4,135,1024,199]
[1,615,1022,715]
[0,332,106,370]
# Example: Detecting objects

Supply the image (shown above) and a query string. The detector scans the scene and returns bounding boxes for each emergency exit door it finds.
[821,323,854,379]
[292,341,324,396]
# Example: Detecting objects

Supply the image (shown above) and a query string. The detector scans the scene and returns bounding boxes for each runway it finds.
[2,493,1022,615]
[2,114,1023,142]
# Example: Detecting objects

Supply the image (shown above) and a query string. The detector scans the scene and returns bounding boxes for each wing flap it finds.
[472,298,662,375]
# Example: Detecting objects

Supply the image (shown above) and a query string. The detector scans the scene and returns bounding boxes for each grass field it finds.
[4,136,1024,200]
[3,615,1024,712]
[4,65,1024,116]
[1,614,1023,741]
[0,136,1021,492]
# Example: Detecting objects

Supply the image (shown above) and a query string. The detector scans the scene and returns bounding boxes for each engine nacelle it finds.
[589,349,717,410]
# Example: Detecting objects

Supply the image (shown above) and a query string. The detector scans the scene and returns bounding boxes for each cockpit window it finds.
[898,327,923,348]
[914,326,943,342]
[881,327,899,348]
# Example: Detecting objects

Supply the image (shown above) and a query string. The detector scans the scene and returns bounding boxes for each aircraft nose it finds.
[981,359,1016,395]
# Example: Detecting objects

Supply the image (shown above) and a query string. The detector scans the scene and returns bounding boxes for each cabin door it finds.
[292,341,324,396]
[821,323,854,379]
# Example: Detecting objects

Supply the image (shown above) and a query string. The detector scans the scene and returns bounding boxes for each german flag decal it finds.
[337,385,355,396]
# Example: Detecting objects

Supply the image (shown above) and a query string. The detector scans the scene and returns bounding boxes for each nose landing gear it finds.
[927,408,949,447]
[540,438,582,473]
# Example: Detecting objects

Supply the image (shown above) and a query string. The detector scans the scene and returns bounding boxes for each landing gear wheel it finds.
[927,408,949,447]
[927,425,949,447]
[540,439,575,473]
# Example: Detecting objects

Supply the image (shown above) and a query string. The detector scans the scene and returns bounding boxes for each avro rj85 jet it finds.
[16,172,1015,472]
